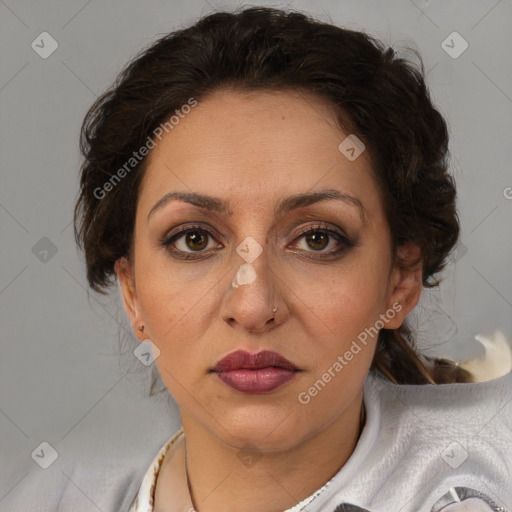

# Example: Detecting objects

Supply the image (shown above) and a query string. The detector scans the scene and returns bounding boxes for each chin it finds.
[212,408,304,451]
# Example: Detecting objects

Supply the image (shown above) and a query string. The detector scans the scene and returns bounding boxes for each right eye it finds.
[161,225,223,260]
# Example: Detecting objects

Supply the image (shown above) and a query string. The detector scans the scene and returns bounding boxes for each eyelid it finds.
[160,222,222,244]
[292,222,349,241]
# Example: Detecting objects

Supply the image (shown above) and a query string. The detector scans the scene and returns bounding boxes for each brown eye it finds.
[290,224,354,259]
[304,231,329,251]
[162,225,221,259]
[184,231,208,251]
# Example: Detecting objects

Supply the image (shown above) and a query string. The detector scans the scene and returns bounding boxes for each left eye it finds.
[291,226,348,254]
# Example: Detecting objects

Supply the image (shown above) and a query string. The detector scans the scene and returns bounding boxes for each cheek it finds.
[288,260,390,392]
[135,251,217,337]
[134,260,223,387]
[293,257,388,337]
[294,271,382,413]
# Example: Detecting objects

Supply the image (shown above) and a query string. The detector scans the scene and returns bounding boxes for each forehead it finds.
[138,89,381,218]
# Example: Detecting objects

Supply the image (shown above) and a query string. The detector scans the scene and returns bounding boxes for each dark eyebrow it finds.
[148,191,233,221]
[275,189,365,222]
[147,189,365,223]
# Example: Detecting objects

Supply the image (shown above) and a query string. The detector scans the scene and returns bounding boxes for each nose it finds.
[220,248,284,334]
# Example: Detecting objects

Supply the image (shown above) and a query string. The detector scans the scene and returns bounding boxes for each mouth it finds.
[210,349,301,394]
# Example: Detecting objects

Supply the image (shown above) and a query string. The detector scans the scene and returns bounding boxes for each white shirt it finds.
[128,369,512,512]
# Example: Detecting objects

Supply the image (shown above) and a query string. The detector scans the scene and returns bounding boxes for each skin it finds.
[115,89,422,512]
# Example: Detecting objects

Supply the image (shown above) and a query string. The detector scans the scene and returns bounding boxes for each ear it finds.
[383,242,423,330]
[114,257,145,340]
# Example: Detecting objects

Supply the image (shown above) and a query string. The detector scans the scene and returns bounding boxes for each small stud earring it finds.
[138,325,144,333]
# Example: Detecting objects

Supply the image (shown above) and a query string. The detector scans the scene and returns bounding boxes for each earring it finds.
[272,306,278,313]
[138,325,144,333]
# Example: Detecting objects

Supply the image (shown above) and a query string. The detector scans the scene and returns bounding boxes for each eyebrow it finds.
[147,189,366,223]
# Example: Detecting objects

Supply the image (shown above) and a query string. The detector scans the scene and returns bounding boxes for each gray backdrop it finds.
[1,0,511,510]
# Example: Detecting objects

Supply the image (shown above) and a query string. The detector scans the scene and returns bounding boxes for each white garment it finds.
[128,369,512,512]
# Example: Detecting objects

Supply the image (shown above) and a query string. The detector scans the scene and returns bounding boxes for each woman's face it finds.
[117,89,421,450]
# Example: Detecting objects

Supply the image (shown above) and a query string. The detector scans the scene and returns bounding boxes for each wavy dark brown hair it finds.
[74,6,473,385]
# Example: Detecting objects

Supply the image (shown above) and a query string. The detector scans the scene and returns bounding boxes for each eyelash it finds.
[160,223,353,261]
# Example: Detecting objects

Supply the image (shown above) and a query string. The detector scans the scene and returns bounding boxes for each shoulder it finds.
[360,369,512,511]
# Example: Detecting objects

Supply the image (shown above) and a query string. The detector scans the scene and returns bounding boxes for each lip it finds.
[210,350,300,394]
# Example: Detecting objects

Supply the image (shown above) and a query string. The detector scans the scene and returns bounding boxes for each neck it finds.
[181,392,364,512]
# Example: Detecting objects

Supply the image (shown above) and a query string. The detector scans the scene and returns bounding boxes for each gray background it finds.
[1,0,511,510]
